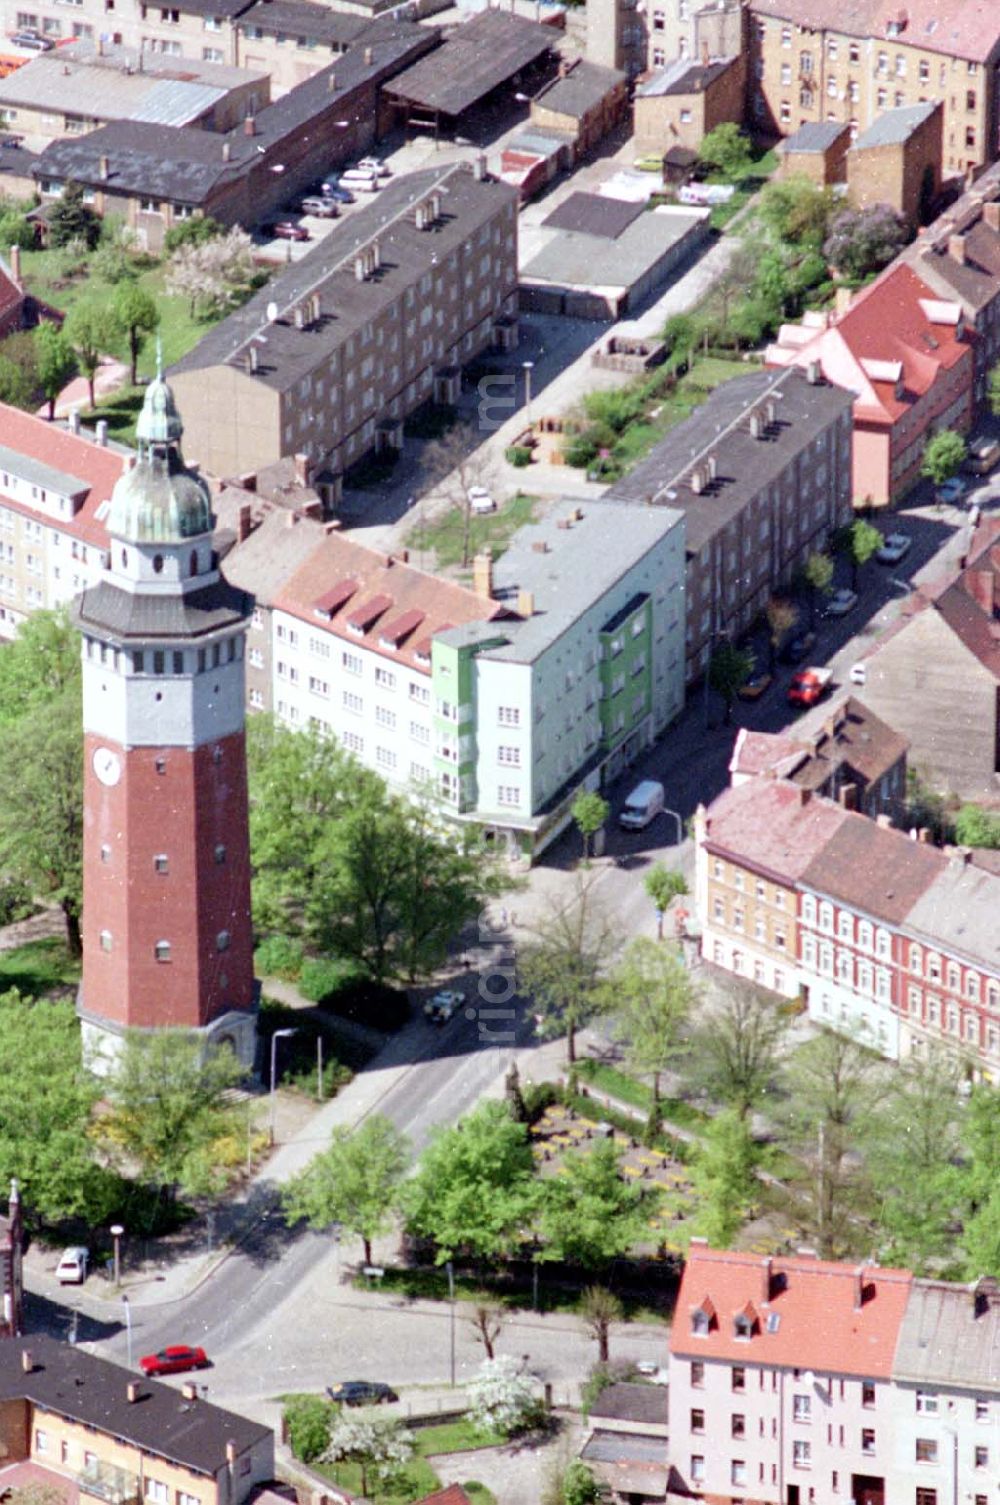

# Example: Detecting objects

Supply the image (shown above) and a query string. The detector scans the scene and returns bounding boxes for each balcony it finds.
[78,1461,140,1505]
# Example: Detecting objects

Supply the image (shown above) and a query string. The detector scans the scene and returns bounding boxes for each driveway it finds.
[428,1417,584,1505]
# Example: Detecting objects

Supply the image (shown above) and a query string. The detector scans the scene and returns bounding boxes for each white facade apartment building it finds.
[0,405,126,638]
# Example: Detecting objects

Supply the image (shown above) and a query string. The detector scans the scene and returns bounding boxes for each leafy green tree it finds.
[708,640,754,725]
[111,281,159,385]
[519,871,619,1063]
[572,790,610,861]
[957,1085,1000,1278]
[988,360,1000,418]
[698,123,754,182]
[865,1050,965,1271]
[0,687,83,953]
[536,1137,659,1269]
[781,1028,885,1259]
[99,1032,245,1207]
[605,938,694,1099]
[65,298,122,409]
[800,549,834,627]
[283,1114,409,1265]
[580,1285,623,1364]
[467,1355,540,1439]
[953,804,1000,848]
[323,1413,414,1498]
[689,1108,758,1247]
[758,176,837,250]
[765,596,797,672]
[685,980,788,1120]
[0,211,36,251]
[0,609,79,726]
[562,1462,611,1505]
[823,204,908,279]
[644,862,687,939]
[921,429,968,489]
[404,1100,538,1264]
[834,517,883,590]
[0,991,111,1224]
[163,214,223,255]
[0,331,37,408]
[46,182,101,250]
[34,324,77,420]
[284,1395,333,1464]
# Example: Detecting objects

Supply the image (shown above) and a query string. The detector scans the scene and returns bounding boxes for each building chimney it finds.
[875,812,892,829]
[474,152,488,181]
[838,783,858,811]
[354,254,366,281]
[983,201,1000,232]
[127,1381,141,1403]
[182,1382,198,1401]
[517,588,534,617]
[237,503,253,542]
[853,1264,869,1310]
[293,453,309,485]
[244,114,256,137]
[834,285,854,316]
[472,549,494,600]
[222,140,232,162]
[99,155,109,181]
[8,243,21,284]
[247,345,258,374]
[806,358,822,385]
[918,827,932,844]
[363,45,373,65]
[20,1350,32,1373]
[294,304,305,329]
[948,233,967,264]
[761,1256,773,1303]
[327,70,337,91]
[286,511,299,528]
[798,788,811,806]
[96,419,108,447]
[225,1442,238,1466]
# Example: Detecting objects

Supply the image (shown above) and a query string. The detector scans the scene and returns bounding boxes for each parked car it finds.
[467,485,496,514]
[937,476,967,504]
[56,1247,89,1285]
[633,153,665,172]
[619,779,665,831]
[825,588,858,617]
[424,989,463,1025]
[964,433,1000,475]
[339,169,380,192]
[268,221,310,242]
[849,662,868,686]
[299,195,338,218]
[327,1381,398,1407]
[876,532,912,565]
[787,667,833,708]
[139,1345,209,1377]
[11,30,54,48]
[321,179,355,203]
[780,630,816,665]
[738,671,773,701]
[356,156,390,177]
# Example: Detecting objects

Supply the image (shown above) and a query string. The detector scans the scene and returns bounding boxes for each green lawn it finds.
[355,1261,672,1322]
[314,1457,440,1504]
[412,491,537,572]
[0,937,80,999]
[575,1059,710,1132]
[414,1419,504,1456]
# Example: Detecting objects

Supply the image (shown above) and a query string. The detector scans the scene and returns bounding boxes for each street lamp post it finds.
[663,808,683,846]
[446,1260,456,1388]
[122,1295,132,1370]
[522,360,534,433]
[110,1224,124,1289]
[269,1028,298,1146]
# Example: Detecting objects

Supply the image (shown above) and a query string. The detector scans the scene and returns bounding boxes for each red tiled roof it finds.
[275,534,508,674]
[670,1246,913,1375]
[312,576,358,618]
[0,401,126,548]
[800,805,945,923]
[729,728,806,782]
[378,607,425,647]
[750,0,1000,61]
[0,261,23,326]
[413,1489,473,1505]
[701,778,850,883]
[345,591,393,633]
[749,0,879,38]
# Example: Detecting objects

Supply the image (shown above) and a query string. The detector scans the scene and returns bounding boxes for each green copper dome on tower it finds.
[107,340,213,544]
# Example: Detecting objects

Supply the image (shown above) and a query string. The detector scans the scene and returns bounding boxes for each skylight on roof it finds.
[766,1312,781,1334]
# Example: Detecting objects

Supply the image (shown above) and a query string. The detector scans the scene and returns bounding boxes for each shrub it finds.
[253,935,305,981]
[163,215,223,255]
[522,1081,560,1123]
[284,1394,334,1463]
[298,955,364,1003]
[564,433,598,468]
[506,445,532,467]
[0,878,34,927]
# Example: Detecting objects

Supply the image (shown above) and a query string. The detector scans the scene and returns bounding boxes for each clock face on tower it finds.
[92,746,122,787]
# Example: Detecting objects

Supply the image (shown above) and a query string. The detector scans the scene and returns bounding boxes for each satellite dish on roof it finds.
[266,302,279,323]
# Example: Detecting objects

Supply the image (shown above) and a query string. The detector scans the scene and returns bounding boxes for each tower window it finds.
[132,651,144,673]
[153,651,165,674]
[99,929,112,952]
[155,756,167,775]
[216,930,230,952]
[100,843,111,863]
[154,854,169,874]
[154,940,171,962]
[152,554,164,574]
[172,651,183,674]
[214,843,226,864]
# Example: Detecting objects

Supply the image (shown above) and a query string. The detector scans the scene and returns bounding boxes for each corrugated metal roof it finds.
[385,9,553,117]
[130,78,226,126]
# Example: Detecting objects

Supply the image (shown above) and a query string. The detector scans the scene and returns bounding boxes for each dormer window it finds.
[691,1297,716,1336]
[734,1302,759,1340]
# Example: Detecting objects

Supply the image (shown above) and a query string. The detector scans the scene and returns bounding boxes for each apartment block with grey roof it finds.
[168,160,519,499]
[605,364,855,683]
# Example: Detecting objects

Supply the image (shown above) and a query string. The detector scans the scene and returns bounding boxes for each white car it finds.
[937,477,967,504]
[876,532,911,565]
[424,990,463,1024]
[57,1247,89,1285]
[356,157,390,177]
[849,662,867,686]
[467,486,496,514]
[299,195,339,218]
[825,588,858,617]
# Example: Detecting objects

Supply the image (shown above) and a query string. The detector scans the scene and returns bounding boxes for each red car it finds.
[268,221,310,242]
[139,1345,210,1377]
